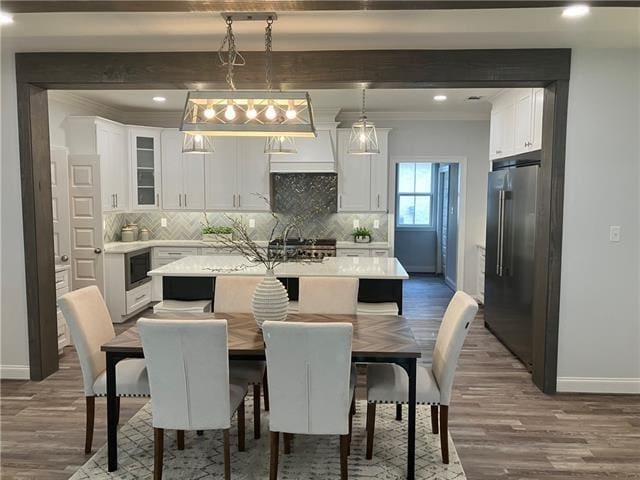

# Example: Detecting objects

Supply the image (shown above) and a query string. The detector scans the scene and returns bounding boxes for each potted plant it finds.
[201,214,233,242]
[353,227,372,243]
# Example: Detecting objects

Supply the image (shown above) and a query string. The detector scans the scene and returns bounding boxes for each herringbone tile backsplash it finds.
[104,211,389,243]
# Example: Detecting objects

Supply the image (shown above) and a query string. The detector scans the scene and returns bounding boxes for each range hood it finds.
[269,126,337,173]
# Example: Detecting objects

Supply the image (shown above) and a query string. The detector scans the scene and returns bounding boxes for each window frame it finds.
[395,162,436,230]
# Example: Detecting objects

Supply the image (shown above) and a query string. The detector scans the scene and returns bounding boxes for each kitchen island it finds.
[148,255,409,313]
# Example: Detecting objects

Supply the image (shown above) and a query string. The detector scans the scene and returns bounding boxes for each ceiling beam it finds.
[3,1,640,14]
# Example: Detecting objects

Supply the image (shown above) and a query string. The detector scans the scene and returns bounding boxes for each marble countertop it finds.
[148,255,408,280]
[104,239,389,254]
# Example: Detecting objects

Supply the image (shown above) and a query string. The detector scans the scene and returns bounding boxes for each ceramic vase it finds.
[252,269,289,329]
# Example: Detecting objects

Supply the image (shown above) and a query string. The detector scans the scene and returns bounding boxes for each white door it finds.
[370,130,389,212]
[205,138,237,210]
[237,138,270,211]
[183,153,206,210]
[50,146,71,266]
[161,130,184,210]
[68,154,104,292]
[337,130,371,211]
[514,90,533,154]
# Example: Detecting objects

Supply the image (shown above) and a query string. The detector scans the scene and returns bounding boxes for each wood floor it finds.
[1,275,638,479]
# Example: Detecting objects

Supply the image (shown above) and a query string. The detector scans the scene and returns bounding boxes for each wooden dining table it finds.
[101,312,422,479]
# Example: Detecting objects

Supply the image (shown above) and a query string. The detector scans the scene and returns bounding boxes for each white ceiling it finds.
[2,7,638,50]
[64,88,501,115]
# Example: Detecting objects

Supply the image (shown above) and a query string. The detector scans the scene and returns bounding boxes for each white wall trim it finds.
[557,377,640,394]
[48,91,124,123]
[0,365,30,380]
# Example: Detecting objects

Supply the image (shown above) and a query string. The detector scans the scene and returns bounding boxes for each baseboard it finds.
[405,266,436,274]
[557,376,640,394]
[444,276,456,290]
[0,365,30,380]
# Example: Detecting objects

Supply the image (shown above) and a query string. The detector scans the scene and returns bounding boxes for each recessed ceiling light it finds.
[562,4,590,18]
[152,96,166,103]
[433,95,447,102]
[0,12,14,25]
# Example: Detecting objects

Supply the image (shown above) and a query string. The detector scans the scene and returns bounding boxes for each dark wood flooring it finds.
[1,275,639,479]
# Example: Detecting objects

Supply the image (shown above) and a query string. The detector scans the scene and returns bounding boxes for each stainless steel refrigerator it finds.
[484,164,538,369]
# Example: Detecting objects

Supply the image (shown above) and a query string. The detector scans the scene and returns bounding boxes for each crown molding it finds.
[47,91,124,123]
[337,110,489,124]
[123,111,182,128]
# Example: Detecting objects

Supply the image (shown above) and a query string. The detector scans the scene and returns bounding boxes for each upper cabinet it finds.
[160,130,205,210]
[65,116,129,212]
[205,137,270,211]
[337,128,390,212]
[129,127,162,210]
[489,88,544,160]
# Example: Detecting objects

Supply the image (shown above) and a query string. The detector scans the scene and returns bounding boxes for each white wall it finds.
[557,48,640,393]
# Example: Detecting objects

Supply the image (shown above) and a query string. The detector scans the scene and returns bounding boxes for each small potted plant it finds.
[353,227,372,243]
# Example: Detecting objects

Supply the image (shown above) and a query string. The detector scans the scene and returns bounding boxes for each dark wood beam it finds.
[17,83,58,381]
[16,49,571,90]
[3,1,640,13]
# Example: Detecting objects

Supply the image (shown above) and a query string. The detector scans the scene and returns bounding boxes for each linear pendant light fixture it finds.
[348,88,380,155]
[180,13,316,141]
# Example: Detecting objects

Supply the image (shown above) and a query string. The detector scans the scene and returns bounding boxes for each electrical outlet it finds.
[353,219,360,228]
[161,218,167,228]
[373,219,380,229]
[249,218,255,228]
[609,225,621,242]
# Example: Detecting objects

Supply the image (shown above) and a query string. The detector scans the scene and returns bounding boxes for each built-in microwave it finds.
[124,248,152,291]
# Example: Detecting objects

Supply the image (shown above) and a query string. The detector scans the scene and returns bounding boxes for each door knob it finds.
[94,248,102,254]
[60,255,69,262]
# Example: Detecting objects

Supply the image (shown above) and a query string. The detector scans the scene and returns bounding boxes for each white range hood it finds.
[269,123,338,173]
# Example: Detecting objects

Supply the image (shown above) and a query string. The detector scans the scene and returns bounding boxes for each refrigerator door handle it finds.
[497,190,506,276]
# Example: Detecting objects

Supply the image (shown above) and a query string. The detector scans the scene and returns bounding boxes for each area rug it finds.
[71,398,466,479]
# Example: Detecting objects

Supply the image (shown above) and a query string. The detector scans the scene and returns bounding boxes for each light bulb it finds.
[194,134,203,143]
[224,103,236,120]
[359,133,367,143]
[265,104,277,120]
[204,107,215,119]
[246,107,258,119]
[286,109,297,120]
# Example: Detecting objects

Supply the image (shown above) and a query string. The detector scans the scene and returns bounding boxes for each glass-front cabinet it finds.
[130,127,162,210]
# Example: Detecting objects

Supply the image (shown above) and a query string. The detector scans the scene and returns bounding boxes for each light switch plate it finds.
[161,218,167,228]
[249,218,255,228]
[373,219,380,229]
[353,219,360,228]
[609,225,621,242]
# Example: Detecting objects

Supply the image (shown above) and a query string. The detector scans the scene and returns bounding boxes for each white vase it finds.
[252,269,289,329]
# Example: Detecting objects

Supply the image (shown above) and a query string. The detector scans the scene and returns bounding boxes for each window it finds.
[396,162,434,227]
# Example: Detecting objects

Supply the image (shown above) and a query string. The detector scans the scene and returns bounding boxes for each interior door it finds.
[50,146,71,266]
[237,137,270,211]
[68,154,104,292]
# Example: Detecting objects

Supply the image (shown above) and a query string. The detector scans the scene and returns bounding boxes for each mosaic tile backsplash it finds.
[104,211,389,243]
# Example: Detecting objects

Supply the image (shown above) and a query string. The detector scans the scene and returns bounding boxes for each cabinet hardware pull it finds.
[179,194,182,207]
[238,194,240,207]
[134,294,146,302]
[156,193,159,206]
[115,193,118,208]
[184,194,187,208]
[167,252,181,256]
[233,194,236,207]
[94,248,102,254]
[377,194,380,208]
[339,195,342,209]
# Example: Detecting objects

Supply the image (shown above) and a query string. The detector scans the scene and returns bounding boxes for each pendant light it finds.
[348,89,380,155]
[263,17,298,155]
[182,133,215,155]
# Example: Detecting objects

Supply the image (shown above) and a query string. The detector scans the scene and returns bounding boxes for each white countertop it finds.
[148,255,408,280]
[104,239,389,254]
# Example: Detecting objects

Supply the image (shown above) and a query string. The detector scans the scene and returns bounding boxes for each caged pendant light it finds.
[347,89,380,155]
[182,133,215,155]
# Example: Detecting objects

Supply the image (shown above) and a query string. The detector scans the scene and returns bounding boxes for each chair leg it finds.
[439,405,449,464]
[115,396,120,425]
[348,401,353,456]
[223,428,231,480]
[238,399,245,452]
[263,370,270,411]
[283,433,292,455]
[395,404,402,421]
[177,430,185,450]
[340,434,349,480]
[253,384,261,439]
[350,396,356,416]
[365,402,376,460]
[84,396,95,454]
[269,431,279,480]
[431,405,439,434]
[154,427,164,480]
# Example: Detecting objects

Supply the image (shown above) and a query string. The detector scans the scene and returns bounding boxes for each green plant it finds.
[353,227,372,238]
[202,225,233,235]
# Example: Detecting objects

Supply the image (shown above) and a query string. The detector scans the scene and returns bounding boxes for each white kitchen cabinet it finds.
[475,245,486,304]
[514,89,533,154]
[205,138,270,212]
[269,126,338,173]
[370,130,390,212]
[531,88,544,151]
[66,116,129,212]
[337,248,371,257]
[161,130,205,210]
[130,127,162,210]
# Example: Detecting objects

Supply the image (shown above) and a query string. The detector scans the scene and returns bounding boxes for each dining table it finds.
[101,312,422,479]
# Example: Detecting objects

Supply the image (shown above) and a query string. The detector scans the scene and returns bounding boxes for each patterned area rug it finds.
[71,398,466,479]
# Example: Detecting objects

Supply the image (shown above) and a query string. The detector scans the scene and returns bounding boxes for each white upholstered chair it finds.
[214,275,268,438]
[263,321,356,480]
[365,291,478,464]
[297,277,359,315]
[58,286,150,453]
[138,318,248,480]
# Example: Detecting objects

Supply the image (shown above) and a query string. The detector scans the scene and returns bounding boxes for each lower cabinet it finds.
[104,252,154,322]
[336,248,389,258]
[476,245,486,304]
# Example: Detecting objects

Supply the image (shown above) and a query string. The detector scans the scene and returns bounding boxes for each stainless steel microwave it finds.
[124,248,152,291]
